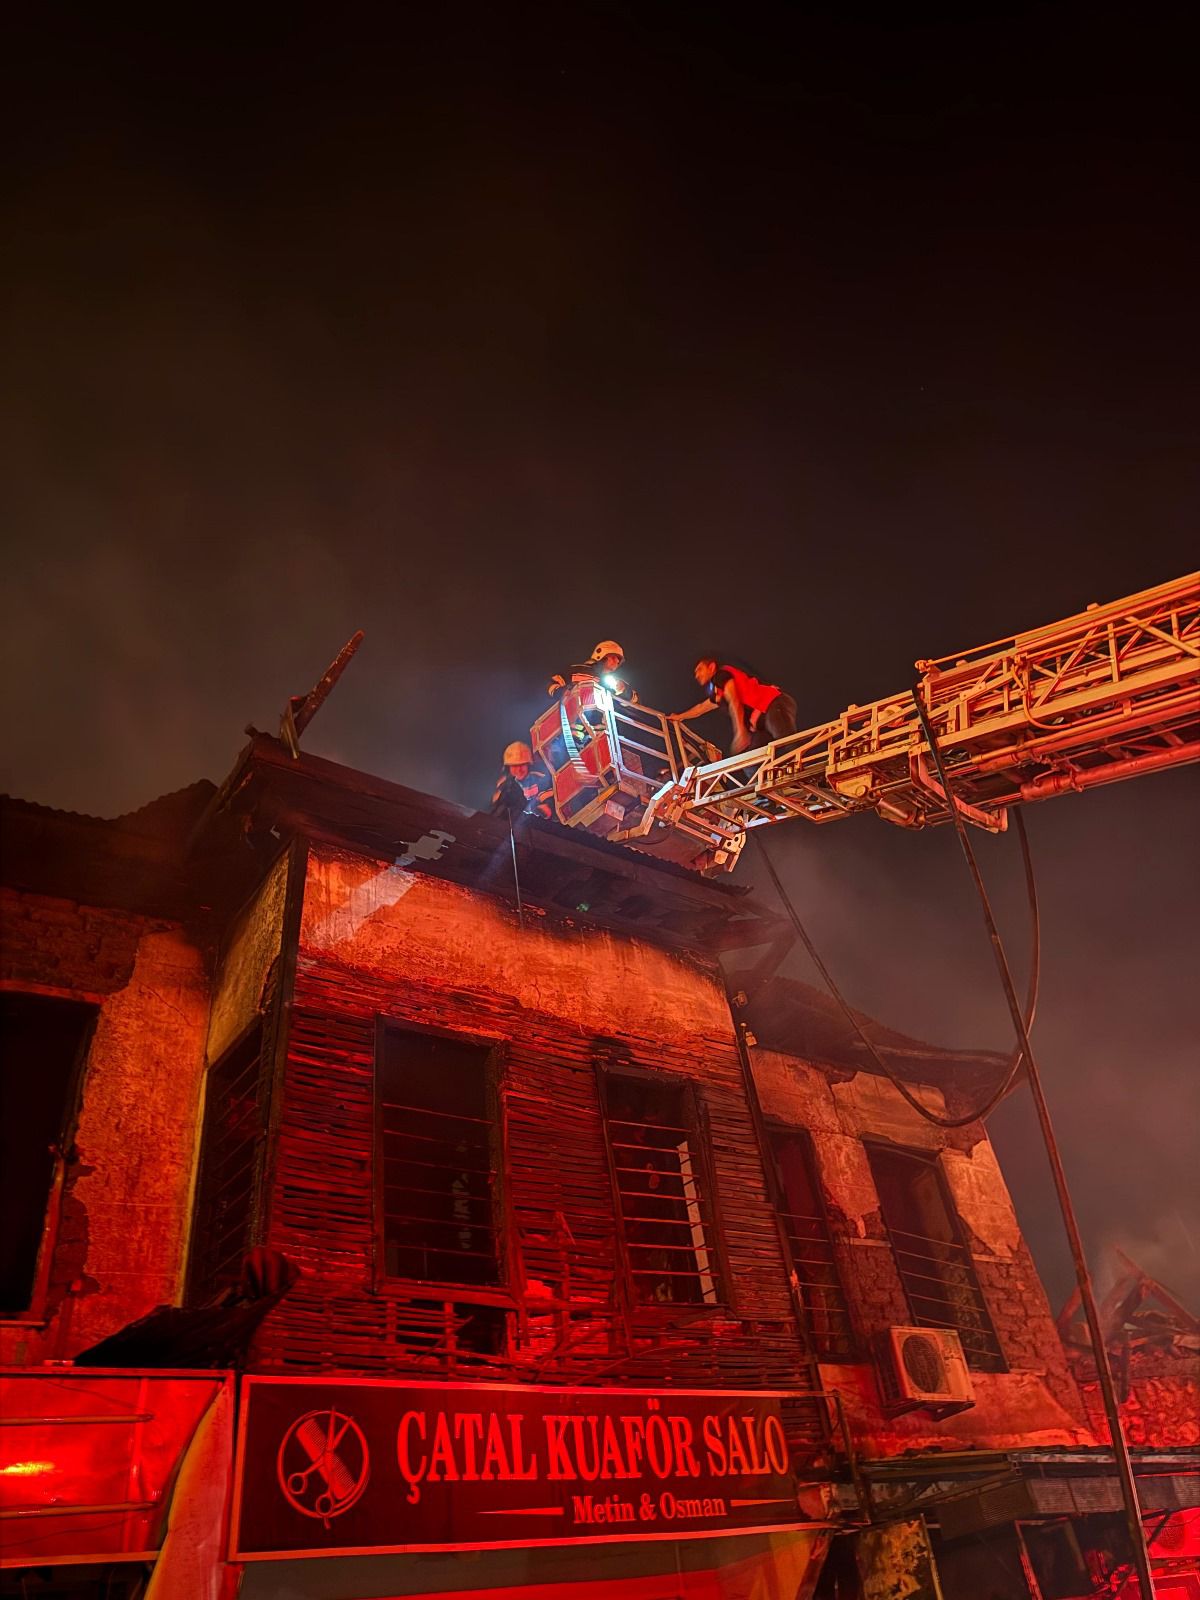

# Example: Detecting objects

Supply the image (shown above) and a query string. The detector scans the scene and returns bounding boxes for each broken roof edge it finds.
[744,972,1015,1099]
[199,733,789,955]
[232,734,753,889]
[0,779,230,924]
[0,778,218,839]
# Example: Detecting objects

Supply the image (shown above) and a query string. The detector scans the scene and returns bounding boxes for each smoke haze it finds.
[3,7,1197,1308]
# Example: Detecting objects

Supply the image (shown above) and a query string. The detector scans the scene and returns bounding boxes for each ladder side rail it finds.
[918,569,1200,672]
[897,597,1200,767]
[673,662,1199,834]
[1018,609,1198,711]
[535,573,1200,870]
[670,578,1200,846]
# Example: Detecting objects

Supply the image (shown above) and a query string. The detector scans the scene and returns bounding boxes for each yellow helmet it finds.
[503,741,533,766]
[590,640,625,663]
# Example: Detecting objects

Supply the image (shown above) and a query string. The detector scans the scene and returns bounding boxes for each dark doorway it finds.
[0,992,97,1313]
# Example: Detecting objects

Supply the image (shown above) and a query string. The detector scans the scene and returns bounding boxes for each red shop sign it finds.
[230,1376,814,1561]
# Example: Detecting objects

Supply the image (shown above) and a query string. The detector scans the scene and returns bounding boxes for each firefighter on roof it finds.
[673,655,798,753]
[491,742,553,820]
[546,640,637,702]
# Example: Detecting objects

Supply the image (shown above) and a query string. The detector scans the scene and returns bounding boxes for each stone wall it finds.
[750,1043,1089,1452]
[0,885,145,997]
[1074,1354,1200,1448]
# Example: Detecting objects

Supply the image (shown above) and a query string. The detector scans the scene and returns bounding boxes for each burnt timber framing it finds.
[178,737,830,1459]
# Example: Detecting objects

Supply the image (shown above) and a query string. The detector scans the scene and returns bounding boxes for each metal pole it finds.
[911,688,1155,1597]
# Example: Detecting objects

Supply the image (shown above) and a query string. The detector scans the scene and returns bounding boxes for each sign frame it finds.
[0,1368,230,1570]
[230,1374,828,1563]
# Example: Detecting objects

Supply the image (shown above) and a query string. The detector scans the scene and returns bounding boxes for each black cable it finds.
[755,808,1039,1129]
[909,686,1155,1597]
[508,818,526,931]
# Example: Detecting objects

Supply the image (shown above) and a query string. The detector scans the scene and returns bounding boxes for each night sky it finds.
[4,8,1197,1306]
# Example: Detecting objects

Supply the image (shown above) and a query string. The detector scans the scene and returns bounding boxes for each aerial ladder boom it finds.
[531,571,1200,872]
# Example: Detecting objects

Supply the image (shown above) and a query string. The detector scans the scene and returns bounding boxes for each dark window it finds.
[0,1565,154,1600]
[768,1128,855,1359]
[1020,1515,1134,1600]
[0,992,96,1314]
[932,1526,1029,1600]
[601,1072,720,1307]
[187,1025,266,1304]
[867,1143,1004,1371]
[1019,1521,1093,1599]
[377,1027,499,1287]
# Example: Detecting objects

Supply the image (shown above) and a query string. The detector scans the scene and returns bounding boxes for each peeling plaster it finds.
[810,1132,884,1239]
[940,1142,1021,1259]
[751,1047,842,1134]
[828,1070,948,1149]
[822,1363,1092,1453]
[394,829,455,868]
[62,928,209,1354]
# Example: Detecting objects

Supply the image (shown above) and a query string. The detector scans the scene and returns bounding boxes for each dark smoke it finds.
[3,8,1197,1309]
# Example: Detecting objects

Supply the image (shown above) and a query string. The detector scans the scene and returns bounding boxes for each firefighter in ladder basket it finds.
[490,742,553,820]
[673,655,798,753]
[542,640,644,785]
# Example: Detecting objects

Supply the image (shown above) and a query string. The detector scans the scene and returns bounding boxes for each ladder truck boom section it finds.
[531,572,1200,873]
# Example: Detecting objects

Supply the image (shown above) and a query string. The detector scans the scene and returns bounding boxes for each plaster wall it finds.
[0,889,209,1364]
[299,846,734,1044]
[206,847,289,1063]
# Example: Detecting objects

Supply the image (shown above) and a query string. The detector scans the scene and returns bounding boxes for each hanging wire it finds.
[755,811,1039,1129]
[508,817,525,930]
[754,693,1153,1593]
[906,685,1155,1597]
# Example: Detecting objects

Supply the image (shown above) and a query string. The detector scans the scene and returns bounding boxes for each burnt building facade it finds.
[1,735,1197,1600]
[742,988,1200,1599]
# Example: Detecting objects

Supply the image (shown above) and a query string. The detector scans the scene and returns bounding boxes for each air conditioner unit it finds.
[876,1325,975,1416]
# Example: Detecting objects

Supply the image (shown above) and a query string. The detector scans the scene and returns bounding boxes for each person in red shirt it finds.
[672,656,798,753]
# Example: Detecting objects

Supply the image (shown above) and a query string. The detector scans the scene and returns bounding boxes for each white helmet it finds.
[503,741,533,766]
[590,640,625,663]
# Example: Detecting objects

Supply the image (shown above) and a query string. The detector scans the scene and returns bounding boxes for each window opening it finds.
[867,1143,1004,1370]
[0,993,96,1314]
[601,1072,719,1307]
[767,1128,855,1358]
[187,1023,266,1304]
[377,1027,499,1287]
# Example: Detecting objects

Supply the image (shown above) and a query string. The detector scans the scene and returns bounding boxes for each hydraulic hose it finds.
[755,809,1039,1129]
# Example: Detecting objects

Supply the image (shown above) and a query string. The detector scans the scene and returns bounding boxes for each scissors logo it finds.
[276,1407,369,1524]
